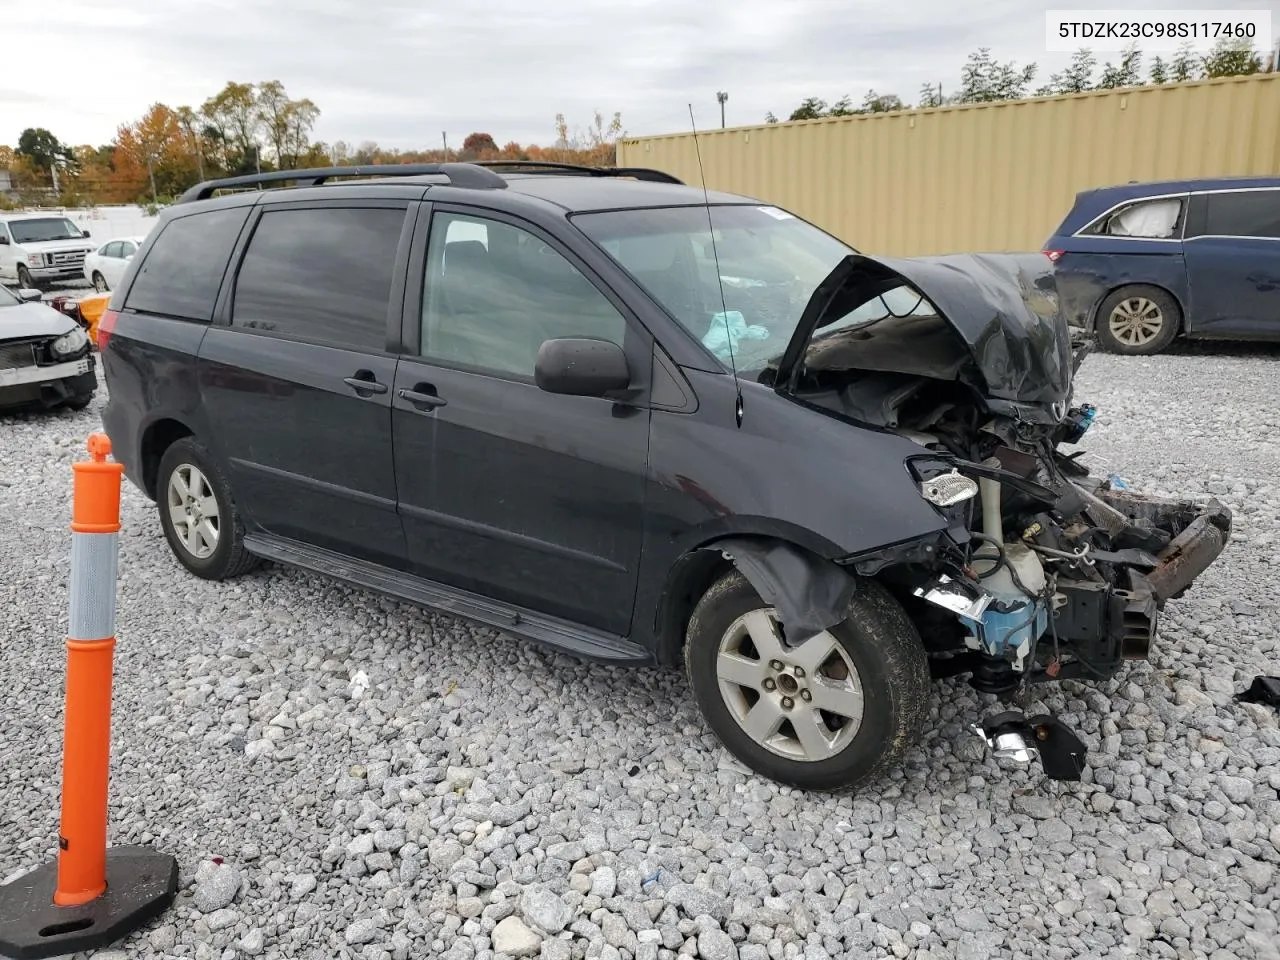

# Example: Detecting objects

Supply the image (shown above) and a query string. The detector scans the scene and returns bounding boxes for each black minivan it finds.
[99,162,1229,790]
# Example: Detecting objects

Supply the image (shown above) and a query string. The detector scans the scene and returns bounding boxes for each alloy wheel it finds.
[715,609,865,762]
[166,463,220,559]
[1107,297,1164,347]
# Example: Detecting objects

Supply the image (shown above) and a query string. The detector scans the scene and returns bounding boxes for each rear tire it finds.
[63,393,93,411]
[685,569,930,791]
[156,437,260,580]
[1094,285,1180,355]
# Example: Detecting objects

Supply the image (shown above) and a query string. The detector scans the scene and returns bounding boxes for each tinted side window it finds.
[1204,190,1280,239]
[421,212,627,378]
[102,242,120,258]
[125,207,250,321]
[231,206,405,351]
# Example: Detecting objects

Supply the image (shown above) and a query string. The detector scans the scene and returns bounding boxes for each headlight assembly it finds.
[51,326,89,357]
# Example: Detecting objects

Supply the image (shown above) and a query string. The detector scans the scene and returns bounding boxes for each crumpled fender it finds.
[715,537,856,643]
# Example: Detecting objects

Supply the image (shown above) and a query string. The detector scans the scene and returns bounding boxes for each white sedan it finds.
[82,235,147,292]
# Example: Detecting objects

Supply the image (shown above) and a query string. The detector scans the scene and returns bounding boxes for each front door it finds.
[199,200,413,569]
[392,205,651,634]
[1184,188,1280,338]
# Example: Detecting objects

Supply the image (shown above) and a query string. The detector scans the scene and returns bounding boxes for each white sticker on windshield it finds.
[756,205,794,220]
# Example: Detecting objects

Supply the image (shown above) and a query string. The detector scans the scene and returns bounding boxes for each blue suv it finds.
[1044,176,1280,354]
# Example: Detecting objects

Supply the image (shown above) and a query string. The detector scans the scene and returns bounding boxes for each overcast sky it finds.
[6,0,1278,151]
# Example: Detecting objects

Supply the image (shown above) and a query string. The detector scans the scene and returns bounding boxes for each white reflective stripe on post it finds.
[68,532,118,641]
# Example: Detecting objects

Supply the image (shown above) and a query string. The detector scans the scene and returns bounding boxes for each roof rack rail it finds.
[176,162,507,204]
[473,160,684,185]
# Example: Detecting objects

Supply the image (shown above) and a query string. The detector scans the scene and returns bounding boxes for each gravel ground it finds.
[2,342,1278,960]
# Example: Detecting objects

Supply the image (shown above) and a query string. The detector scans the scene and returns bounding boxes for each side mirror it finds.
[18,288,42,303]
[535,337,630,397]
[0,235,9,245]
[81,229,91,238]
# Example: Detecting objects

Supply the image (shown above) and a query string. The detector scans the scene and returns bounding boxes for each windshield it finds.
[8,218,84,244]
[0,285,19,308]
[573,204,854,373]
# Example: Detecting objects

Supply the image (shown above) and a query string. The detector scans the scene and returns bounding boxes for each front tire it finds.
[156,437,259,580]
[685,570,930,791]
[92,272,109,293]
[16,265,37,290]
[1095,285,1181,355]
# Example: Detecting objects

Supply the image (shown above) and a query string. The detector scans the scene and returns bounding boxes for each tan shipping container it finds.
[618,74,1280,257]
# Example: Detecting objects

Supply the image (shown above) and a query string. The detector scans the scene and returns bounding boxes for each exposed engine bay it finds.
[760,252,1233,779]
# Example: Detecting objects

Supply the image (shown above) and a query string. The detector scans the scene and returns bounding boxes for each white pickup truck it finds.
[0,212,96,289]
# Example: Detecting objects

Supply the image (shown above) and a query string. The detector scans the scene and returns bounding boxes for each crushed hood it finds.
[775,252,1072,417]
[0,301,77,341]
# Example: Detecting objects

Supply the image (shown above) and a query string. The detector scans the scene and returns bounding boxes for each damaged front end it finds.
[775,252,1233,780]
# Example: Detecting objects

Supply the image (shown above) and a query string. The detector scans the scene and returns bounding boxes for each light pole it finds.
[717,91,728,128]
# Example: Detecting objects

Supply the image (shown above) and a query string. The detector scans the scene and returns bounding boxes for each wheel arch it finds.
[653,532,857,667]
[1087,281,1187,335]
[139,417,196,499]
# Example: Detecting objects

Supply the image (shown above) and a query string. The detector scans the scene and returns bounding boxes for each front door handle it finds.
[397,383,447,411]
[344,371,388,397]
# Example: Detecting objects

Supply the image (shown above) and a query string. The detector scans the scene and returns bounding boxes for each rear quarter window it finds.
[124,206,250,321]
[1204,190,1280,239]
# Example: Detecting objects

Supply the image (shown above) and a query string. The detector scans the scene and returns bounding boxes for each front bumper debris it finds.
[1092,487,1231,603]
[973,711,1089,781]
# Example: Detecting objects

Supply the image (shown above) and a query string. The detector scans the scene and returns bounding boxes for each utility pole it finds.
[442,132,448,160]
[50,162,60,197]
[716,91,729,128]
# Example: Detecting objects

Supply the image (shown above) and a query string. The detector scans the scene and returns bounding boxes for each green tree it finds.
[788,97,828,121]
[956,48,1038,103]
[1097,43,1143,88]
[16,128,77,174]
[827,95,856,116]
[1202,37,1264,77]
[1148,56,1169,84]
[1170,42,1200,82]
[918,83,944,108]
[1038,47,1096,95]
[860,90,904,113]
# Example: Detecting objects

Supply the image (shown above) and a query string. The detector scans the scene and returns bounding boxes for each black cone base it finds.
[0,846,178,959]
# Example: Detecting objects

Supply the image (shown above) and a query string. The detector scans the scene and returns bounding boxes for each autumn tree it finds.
[460,132,499,159]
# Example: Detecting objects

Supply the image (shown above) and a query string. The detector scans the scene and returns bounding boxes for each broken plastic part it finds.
[716,538,856,644]
[1238,676,1280,708]
[975,711,1088,781]
[914,574,992,621]
[919,470,978,507]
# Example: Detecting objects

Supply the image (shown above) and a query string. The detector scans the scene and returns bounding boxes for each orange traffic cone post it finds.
[0,434,177,960]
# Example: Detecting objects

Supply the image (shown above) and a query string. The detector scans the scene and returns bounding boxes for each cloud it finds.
[5,0,1275,149]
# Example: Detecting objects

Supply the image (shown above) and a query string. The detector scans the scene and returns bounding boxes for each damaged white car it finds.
[0,284,96,412]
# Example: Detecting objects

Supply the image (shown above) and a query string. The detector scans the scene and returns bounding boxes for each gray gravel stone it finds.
[697,927,738,960]
[491,916,541,957]
[192,862,242,912]
[520,884,574,934]
[667,884,729,923]
[4,354,1277,959]
[345,918,382,945]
